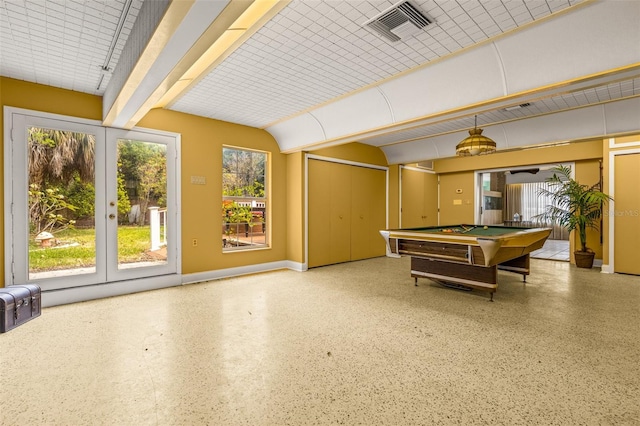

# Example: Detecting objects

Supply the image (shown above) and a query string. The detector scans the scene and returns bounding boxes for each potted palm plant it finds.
[534,165,612,268]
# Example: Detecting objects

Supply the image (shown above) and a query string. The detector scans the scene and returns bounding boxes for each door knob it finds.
[109,214,115,219]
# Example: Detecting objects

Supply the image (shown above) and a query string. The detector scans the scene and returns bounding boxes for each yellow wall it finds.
[438,172,475,225]
[0,77,288,282]
[2,76,634,280]
[387,164,400,229]
[433,141,607,262]
[0,77,103,121]
[136,109,287,273]
[286,151,304,263]
[434,140,603,174]
[310,142,388,166]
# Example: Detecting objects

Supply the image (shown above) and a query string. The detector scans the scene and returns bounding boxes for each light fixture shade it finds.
[455,126,496,156]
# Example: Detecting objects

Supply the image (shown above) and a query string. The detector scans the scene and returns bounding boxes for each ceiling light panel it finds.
[0,0,143,95]
[170,0,585,128]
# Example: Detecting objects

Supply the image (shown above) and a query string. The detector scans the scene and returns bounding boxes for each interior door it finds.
[351,166,386,260]
[308,159,351,267]
[329,162,352,264]
[5,111,178,291]
[614,153,640,275]
[401,167,438,228]
[308,159,332,268]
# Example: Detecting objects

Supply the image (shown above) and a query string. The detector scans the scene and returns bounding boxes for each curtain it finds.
[504,182,568,240]
[504,184,522,222]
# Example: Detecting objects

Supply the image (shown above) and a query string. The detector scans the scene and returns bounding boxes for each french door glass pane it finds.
[116,139,168,269]
[28,127,97,279]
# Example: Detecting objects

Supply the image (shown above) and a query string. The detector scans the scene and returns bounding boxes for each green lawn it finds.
[29,226,160,272]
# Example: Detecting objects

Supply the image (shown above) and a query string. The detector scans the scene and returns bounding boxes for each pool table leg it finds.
[414,277,418,286]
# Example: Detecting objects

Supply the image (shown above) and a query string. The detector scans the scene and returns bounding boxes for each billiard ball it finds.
[483,226,488,229]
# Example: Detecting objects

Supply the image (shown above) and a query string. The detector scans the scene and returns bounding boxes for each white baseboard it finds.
[42,274,182,307]
[600,264,614,274]
[182,260,306,286]
[41,261,307,307]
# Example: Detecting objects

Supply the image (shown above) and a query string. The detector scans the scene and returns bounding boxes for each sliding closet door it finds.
[351,166,386,261]
[308,158,387,268]
[308,160,351,267]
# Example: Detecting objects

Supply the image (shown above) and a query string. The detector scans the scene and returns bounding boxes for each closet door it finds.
[329,162,352,264]
[308,160,351,267]
[401,167,438,228]
[614,153,640,275]
[351,166,386,260]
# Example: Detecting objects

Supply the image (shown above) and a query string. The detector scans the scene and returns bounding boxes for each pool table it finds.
[380,225,552,301]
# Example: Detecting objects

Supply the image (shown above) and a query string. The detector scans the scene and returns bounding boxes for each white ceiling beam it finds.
[102,0,253,129]
[269,1,640,155]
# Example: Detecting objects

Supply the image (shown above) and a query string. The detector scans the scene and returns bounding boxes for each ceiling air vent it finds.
[504,103,532,111]
[364,1,433,42]
[416,160,434,170]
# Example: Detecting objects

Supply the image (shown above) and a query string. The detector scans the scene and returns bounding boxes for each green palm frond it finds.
[533,165,612,252]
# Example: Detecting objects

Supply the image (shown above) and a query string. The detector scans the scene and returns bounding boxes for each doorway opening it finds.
[477,164,572,262]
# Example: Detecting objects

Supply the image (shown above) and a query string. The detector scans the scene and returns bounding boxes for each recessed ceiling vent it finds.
[364,1,433,42]
[504,103,532,111]
[416,160,434,170]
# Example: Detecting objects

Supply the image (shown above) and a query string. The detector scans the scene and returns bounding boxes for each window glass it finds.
[222,147,268,250]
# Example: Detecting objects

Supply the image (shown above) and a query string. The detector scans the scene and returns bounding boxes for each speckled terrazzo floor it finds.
[1,257,639,425]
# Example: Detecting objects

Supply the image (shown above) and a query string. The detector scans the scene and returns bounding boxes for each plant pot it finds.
[574,251,595,268]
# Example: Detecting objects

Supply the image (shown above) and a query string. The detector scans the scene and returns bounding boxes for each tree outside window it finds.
[222,147,267,250]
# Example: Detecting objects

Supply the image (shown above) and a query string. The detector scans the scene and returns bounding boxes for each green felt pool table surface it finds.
[399,225,533,237]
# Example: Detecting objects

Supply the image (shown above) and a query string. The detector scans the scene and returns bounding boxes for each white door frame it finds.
[604,138,640,274]
[4,107,182,306]
[106,128,179,282]
[304,154,389,270]
[473,163,574,224]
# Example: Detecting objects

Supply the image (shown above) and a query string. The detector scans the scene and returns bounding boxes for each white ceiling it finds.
[1,0,639,164]
[0,0,144,93]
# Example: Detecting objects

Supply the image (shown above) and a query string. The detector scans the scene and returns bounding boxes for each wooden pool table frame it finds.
[380,225,552,301]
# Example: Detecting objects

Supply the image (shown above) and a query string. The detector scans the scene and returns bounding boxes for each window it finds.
[222,147,268,250]
[482,173,491,191]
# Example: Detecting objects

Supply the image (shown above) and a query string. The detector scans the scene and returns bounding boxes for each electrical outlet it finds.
[192,239,198,247]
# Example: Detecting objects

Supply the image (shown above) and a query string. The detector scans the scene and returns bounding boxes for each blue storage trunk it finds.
[0,284,41,333]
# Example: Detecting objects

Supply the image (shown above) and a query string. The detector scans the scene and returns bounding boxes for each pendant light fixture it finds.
[455,115,497,156]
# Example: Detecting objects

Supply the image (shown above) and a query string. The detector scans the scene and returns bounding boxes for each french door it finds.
[5,109,179,292]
